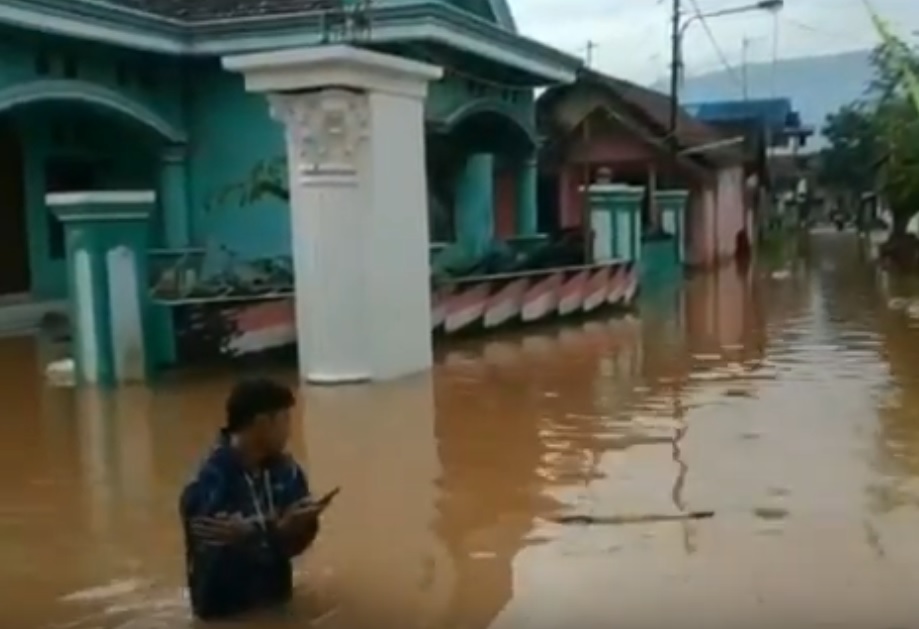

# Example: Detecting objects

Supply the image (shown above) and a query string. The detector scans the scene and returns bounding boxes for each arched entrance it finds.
[0,79,186,301]
[427,101,538,249]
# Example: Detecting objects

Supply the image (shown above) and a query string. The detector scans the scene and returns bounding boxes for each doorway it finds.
[0,123,30,296]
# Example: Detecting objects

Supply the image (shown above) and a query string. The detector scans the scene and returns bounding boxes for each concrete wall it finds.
[185,61,290,261]
[685,165,746,268]
[715,166,746,260]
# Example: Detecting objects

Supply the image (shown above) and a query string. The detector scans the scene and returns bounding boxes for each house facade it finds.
[0,0,580,330]
[536,70,748,269]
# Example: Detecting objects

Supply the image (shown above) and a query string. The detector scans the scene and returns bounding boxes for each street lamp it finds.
[679,0,783,39]
[668,0,783,141]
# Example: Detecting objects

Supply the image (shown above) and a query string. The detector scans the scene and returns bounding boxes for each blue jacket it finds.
[179,432,317,619]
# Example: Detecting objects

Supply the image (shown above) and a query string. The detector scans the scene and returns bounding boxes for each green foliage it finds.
[204,155,288,213]
[819,104,880,194]
[819,2,919,235]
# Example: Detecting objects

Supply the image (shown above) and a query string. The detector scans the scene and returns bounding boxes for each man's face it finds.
[256,408,292,455]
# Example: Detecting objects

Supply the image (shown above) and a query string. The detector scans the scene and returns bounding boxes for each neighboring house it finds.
[686,98,815,232]
[0,0,580,329]
[536,69,749,268]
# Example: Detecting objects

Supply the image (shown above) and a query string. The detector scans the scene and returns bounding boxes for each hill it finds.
[655,50,876,144]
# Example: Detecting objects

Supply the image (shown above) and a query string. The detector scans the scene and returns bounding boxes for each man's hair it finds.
[225,378,295,433]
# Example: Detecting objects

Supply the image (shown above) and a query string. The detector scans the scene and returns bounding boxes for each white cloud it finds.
[513,0,919,84]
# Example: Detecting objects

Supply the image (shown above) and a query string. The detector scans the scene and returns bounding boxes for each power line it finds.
[685,0,743,87]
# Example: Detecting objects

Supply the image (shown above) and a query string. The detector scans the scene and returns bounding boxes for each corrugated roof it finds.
[686,98,802,131]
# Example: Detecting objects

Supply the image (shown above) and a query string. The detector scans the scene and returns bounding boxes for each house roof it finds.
[98,0,338,21]
[537,68,745,170]
[686,98,814,137]
[81,0,516,25]
[10,0,580,84]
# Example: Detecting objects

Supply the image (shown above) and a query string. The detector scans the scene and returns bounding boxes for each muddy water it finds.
[5,232,919,628]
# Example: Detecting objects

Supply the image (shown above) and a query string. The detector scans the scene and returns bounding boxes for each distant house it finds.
[536,69,750,267]
[686,98,815,229]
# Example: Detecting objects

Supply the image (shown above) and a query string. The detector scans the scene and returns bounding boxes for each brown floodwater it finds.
[5,231,919,628]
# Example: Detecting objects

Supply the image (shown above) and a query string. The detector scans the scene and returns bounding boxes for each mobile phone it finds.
[313,487,341,510]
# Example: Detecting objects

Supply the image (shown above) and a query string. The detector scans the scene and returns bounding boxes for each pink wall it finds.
[559,167,584,227]
[565,132,656,164]
[715,166,746,260]
[685,165,747,268]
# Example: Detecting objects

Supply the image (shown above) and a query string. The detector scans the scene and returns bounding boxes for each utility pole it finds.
[668,0,681,146]
[741,36,750,100]
[585,40,598,67]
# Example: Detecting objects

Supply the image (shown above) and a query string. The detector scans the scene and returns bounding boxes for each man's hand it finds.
[277,499,322,534]
[191,512,256,547]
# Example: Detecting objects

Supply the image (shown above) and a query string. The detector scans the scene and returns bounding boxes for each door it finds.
[0,123,31,296]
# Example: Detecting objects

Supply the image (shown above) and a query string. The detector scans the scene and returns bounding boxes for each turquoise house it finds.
[0,0,581,335]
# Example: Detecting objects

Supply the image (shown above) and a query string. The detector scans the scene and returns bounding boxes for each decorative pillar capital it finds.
[269,89,369,177]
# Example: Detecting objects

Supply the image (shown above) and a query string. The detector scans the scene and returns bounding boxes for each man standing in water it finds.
[180,378,326,620]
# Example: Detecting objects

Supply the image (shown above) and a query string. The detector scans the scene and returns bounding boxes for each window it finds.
[45,159,97,259]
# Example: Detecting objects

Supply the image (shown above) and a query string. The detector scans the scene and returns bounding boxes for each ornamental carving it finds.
[269,89,369,177]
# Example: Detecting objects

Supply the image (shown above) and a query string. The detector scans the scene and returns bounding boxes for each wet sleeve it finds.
[180,470,249,619]
[270,461,319,558]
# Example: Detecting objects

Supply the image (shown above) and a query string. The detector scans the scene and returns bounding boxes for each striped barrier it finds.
[434,260,638,335]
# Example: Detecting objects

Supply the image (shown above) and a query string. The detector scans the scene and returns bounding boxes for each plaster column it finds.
[159,145,191,248]
[47,191,154,386]
[586,184,643,264]
[655,189,689,264]
[515,155,538,236]
[454,152,494,256]
[224,45,442,383]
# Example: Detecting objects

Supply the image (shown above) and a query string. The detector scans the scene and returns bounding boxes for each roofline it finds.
[0,0,580,84]
[537,83,719,178]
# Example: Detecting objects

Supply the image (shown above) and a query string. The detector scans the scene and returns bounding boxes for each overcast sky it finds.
[513,0,919,84]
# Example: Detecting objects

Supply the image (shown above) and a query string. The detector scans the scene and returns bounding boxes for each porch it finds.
[536,69,747,273]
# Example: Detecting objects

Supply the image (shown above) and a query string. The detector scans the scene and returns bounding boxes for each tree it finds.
[818,104,880,206]
[820,8,919,239]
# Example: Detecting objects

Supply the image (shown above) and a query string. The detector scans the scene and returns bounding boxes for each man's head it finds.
[225,378,295,458]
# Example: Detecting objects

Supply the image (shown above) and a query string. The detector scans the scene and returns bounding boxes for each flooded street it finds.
[6,231,919,628]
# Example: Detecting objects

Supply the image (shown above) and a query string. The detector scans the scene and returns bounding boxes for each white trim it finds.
[74,250,99,384]
[306,372,371,384]
[585,184,644,193]
[224,44,443,85]
[107,246,146,383]
[224,44,443,99]
[46,191,156,206]
[54,212,151,222]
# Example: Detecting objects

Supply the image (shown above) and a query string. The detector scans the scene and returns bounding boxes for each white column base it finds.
[225,45,443,384]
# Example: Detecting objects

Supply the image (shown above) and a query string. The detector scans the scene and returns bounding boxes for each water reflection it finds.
[6,234,919,626]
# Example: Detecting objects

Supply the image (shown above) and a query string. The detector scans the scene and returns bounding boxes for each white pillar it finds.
[223,46,443,383]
